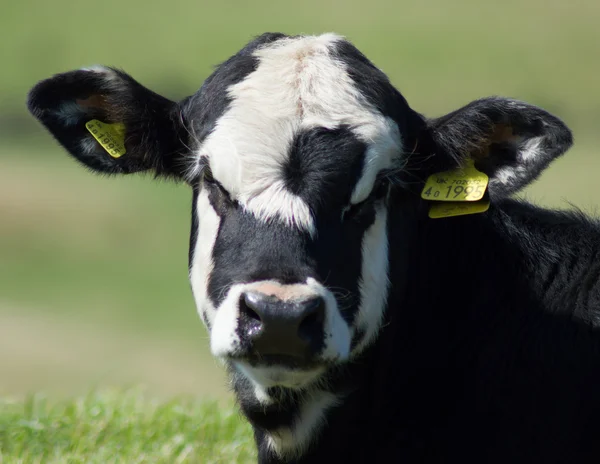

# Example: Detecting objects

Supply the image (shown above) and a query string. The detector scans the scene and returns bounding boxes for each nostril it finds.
[240,293,262,322]
[298,297,326,340]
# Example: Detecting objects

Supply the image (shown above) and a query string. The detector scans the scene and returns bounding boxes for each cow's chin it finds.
[233,359,327,390]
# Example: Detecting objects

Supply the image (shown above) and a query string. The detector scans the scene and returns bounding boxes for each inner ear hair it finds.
[471,124,517,159]
[75,95,108,110]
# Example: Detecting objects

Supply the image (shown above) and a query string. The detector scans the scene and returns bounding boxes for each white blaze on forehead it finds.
[189,188,221,329]
[196,33,402,232]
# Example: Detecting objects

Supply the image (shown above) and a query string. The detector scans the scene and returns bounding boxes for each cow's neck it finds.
[391,196,600,318]
[251,196,600,463]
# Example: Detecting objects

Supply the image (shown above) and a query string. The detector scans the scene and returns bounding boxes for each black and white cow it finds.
[28,33,600,463]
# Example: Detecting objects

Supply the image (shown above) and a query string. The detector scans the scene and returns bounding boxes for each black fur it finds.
[331,40,424,155]
[188,185,200,269]
[283,126,367,215]
[254,195,600,463]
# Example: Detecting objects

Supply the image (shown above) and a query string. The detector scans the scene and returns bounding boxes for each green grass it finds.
[0,390,255,463]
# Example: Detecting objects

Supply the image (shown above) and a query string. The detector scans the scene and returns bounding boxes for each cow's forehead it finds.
[190,34,403,232]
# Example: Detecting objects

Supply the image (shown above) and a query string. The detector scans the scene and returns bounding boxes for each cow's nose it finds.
[240,291,326,360]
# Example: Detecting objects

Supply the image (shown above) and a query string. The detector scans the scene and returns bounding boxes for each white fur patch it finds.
[195,33,402,233]
[209,283,245,358]
[350,119,403,204]
[80,65,111,74]
[235,362,273,405]
[351,204,390,355]
[518,136,542,162]
[80,65,121,85]
[189,189,221,329]
[489,136,543,190]
[306,278,351,362]
[492,167,518,187]
[79,136,99,155]
[266,390,341,457]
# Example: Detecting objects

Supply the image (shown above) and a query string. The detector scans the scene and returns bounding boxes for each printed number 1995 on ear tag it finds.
[421,159,488,202]
[85,119,126,158]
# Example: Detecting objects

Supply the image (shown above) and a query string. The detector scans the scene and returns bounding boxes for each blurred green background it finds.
[1,0,599,401]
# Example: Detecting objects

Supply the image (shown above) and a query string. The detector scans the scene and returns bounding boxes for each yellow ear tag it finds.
[428,200,490,219]
[421,159,488,202]
[85,119,126,158]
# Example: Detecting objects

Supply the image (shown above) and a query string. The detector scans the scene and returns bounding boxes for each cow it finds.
[28,32,600,463]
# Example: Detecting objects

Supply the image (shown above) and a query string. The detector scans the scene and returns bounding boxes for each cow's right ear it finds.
[27,67,189,179]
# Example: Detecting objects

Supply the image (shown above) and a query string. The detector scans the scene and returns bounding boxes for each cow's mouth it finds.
[232,357,326,389]
[235,353,323,369]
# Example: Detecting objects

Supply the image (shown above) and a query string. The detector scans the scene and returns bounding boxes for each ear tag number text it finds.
[421,159,488,202]
[85,119,126,158]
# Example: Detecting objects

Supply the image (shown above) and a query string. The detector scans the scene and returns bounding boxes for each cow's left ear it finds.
[427,97,573,199]
[27,66,188,179]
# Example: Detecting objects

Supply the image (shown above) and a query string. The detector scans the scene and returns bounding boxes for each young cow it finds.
[28,33,600,463]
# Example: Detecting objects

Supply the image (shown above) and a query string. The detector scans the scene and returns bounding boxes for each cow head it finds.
[28,32,572,456]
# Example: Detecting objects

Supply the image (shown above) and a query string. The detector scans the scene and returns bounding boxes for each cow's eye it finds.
[201,167,227,194]
[341,200,369,222]
[341,182,388,223]
[342,195,377,221]
[201,166,215,184]
[201,166,233,210]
